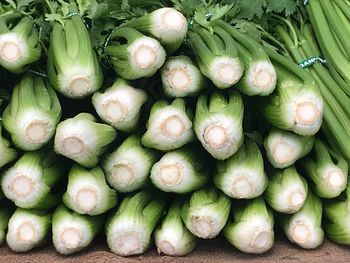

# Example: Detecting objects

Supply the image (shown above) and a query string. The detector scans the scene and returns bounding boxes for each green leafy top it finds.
[1,0,299,69]
[0,0,37,16]
[170,0,298,33]
[61,0,166,56]
[234,0,298,20]
[171,0,298,19]
[193,3,238,32]
[171,0,238,30]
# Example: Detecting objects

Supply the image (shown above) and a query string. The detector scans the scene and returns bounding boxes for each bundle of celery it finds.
[0,0,349,258]
[273,14,350,161]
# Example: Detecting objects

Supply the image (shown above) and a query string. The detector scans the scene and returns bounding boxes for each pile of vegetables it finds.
[0,0,350,257]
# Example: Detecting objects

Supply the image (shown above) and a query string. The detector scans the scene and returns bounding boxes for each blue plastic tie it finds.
[298,56,326,68]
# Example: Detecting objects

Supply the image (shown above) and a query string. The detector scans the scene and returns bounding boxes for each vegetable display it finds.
[1,0,350,258]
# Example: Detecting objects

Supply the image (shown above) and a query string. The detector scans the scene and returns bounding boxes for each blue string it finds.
[66,12,90,30]
[205,12,212,19]
[188,19,194,28]
[28,69,47,78]
[298,56,326,68]
[66,12,80,18]
[103,26,120,66]
[184,11,212,44]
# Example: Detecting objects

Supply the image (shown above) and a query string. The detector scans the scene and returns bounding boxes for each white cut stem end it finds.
[326,169,345,188]
[231,175,254,198]
[295,101,320,126]
[291,222,310,244]
[167,67,191,91]
[61,136,87,157]
[75,187,98,213]
[158,240,176,255]
[161,9,187,32]
[114,231,143,256]
[10,175,35,198]
[271,141,294,165]
[60,227,83,250]
[288,191,305,209]
[158,163,183,186]
[103,100,127,123]
[253,69,275,90]
[250,230,270,250]
[190,216,213,239]
[133,45,157,69]
[204,124,229,149]
[16,221,36,243]
[112,163,135,187]
[68,75,91,97]
[0,41,22,62]
[25,120,49,144]
[218,64,240,85]
[160,115,186,139]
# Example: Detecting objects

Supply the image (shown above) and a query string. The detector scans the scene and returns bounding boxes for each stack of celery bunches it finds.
[0,1,350,257]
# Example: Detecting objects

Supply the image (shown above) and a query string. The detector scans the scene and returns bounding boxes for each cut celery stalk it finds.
[106,191,166,256]
[103,134,158,193]
[142,99,194,151]
[215,139,268,199]
[6,208,51,252]
[52,205,103,255]
[224,198,274,254]
[194,91,243,160]
[150,146,207,193]
[2,74,61,151]
[92,78,147,133]
[54,113,116,168]
[155,200,197,256]
[182,187,231,239]
[63,165,117,215]
[265,166,308,214]
[1,150,65,209]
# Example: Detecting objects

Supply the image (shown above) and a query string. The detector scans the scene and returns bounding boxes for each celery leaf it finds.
[266,0,297,16]
[237,0,266,19]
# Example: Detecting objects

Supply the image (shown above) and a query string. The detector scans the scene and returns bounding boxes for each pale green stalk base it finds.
[182,188,231,239]
[52,205,103,255]
[92,79,147,132]
[154,201,197,256]
[265,167,308,214]
[142,99,194,151]
[54,113,116,168]
[6,208,51,252]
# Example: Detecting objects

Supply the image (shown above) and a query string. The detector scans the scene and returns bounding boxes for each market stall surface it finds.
[0,237,349,263]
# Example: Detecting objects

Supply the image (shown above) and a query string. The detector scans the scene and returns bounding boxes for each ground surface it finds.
[0,237,349,263]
